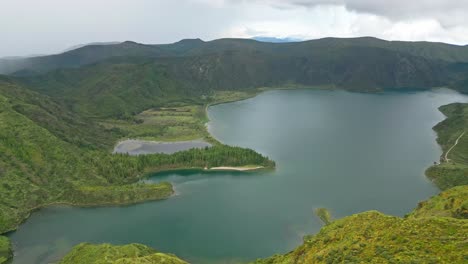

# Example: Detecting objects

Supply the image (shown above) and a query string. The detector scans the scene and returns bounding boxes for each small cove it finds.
[8,89,468,264]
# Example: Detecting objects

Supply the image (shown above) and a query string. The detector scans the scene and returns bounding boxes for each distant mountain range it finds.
[1,37,468,118]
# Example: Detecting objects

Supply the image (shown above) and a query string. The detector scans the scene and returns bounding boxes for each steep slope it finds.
[409,186,467,219]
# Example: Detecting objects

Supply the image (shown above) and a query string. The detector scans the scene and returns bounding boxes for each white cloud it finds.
[0,0,467,57]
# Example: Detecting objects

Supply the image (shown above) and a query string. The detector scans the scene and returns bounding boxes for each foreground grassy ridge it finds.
[0,236,12,264]
[0,79,274,237]
[59,243,188,264]
[426,103,468,190]
[254,211,467,264]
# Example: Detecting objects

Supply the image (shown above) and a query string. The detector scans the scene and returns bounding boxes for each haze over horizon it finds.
[1,0,468,57]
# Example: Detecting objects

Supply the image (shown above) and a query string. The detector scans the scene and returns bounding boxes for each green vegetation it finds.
[0,236,12,264]
[2,37,468,263]
[426,103,468,190]
[409,186,467,219]
[5,38,466,121]
[97,90,258,143]
[0,78,274,236]
[253,211,467,264]
[315,208,332,225]
[100,105,208,142]
[60,243,188,264]
[66,182,174,207]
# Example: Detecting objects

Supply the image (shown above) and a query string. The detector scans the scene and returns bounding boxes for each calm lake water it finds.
[113,139,211,155]
[9,89,468,264]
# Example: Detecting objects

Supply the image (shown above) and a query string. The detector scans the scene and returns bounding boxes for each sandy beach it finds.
[207,166,264,171]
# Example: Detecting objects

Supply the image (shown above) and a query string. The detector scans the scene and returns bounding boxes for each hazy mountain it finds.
[62,41,122,53]
[3,37,468,76]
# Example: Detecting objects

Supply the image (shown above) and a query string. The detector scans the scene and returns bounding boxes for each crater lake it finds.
[8,89,468,264]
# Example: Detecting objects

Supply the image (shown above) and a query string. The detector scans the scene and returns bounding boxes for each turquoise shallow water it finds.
[8,89,468,264]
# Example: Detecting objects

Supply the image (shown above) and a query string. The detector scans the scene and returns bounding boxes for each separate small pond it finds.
[113,139,211,155]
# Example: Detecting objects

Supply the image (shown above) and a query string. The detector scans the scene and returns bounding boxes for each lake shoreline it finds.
[6,88,466,264]
[208,166,264,171]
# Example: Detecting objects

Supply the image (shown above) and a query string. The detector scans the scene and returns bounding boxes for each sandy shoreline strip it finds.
[207,166,264,171]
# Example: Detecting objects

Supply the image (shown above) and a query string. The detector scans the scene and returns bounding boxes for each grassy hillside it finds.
[253,211,467,264]
[0,236,12,264]
[426,103,468,190]
[409,186,467,219]
[59,243,188,264]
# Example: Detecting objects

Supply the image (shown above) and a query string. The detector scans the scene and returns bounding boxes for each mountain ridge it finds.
[3,37,468,76]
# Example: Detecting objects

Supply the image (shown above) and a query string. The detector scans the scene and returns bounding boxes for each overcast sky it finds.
[1,0,468,57]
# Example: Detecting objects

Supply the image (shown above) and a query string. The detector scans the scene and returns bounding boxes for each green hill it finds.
[409,186,467,219]
[59,243,188,264]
